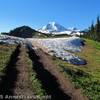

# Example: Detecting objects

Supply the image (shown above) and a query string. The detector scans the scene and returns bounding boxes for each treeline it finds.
[82,16,100,42]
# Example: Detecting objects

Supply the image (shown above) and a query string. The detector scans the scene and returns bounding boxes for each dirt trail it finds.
[13,45,34,99]
[28,48,70,100]
[28,46,88,100]
[0,43,88,100]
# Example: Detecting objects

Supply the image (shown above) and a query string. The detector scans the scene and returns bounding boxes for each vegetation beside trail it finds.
[0,44,17,76]
[0,44,20,97]
[53,39,100,100]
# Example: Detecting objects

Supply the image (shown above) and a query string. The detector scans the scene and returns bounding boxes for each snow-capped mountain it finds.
[38,22,84,36]
[39,22,67,33]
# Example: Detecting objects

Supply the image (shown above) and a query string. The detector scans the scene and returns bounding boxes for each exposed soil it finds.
[13,45,35,99]
[0,44,88,100]
[28,46,88,100]
[0,45,35,100]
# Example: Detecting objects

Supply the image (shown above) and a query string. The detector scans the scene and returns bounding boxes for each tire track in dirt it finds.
[28,47,71,100]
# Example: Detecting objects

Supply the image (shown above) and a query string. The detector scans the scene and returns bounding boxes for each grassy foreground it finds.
[53,39,100,100]
[0,44,17,76]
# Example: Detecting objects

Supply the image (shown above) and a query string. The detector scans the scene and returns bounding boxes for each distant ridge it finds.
[9,26,38,38]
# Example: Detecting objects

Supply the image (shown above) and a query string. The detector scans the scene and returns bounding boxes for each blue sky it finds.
[0,0,100,32]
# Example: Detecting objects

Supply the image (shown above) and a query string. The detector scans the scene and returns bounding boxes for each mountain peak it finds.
[39,22,67,33]
[48,21,56,24]
[38,22,84,36]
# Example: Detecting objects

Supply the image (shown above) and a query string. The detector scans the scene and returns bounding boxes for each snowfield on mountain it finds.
[38,22,84,36]
[28,36,86,65]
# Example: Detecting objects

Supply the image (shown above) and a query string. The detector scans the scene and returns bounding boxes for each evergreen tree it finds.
[85,21,95,39]
[83,16,100,42]
[95,16,100,41]
[90,21,95,39]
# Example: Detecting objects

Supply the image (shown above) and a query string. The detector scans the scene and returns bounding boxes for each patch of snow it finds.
[28,36,86,65]
[0,35,25,45]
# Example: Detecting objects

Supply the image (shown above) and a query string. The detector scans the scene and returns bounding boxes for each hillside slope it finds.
[52,39,100,100]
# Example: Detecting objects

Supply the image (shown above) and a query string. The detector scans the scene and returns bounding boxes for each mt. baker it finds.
[38,22,84,36]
